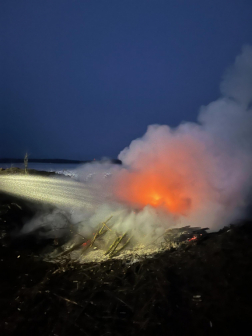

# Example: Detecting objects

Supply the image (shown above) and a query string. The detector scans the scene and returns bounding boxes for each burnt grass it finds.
[1,170,252,335]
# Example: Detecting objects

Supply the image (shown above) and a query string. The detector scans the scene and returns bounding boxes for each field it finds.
[1,168,252,335]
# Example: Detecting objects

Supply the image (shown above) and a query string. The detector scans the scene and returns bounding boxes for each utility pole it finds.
[24,153,28,174]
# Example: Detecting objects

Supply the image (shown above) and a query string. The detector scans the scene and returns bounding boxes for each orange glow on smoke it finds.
[114,131,216,216]
[114,169,192,215]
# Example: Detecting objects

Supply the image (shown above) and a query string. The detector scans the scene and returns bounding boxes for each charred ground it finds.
[1,169,252,336]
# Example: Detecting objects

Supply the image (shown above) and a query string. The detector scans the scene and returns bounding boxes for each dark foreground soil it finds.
[1,169,252,336]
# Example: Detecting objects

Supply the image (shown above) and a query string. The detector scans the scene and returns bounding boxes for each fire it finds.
[114,127,217,216]
[114,169,192,214]
[188,236,197,241]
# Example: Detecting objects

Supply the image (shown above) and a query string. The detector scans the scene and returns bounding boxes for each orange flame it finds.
[114,169,192,215]
[114,131,216,216]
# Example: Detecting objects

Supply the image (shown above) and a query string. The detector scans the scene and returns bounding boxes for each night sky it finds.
[1,1,252,160]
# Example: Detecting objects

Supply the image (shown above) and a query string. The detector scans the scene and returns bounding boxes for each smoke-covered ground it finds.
[1,191,252,336]
[1,46,252,252]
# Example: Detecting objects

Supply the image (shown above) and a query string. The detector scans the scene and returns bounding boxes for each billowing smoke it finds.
[2,45,252,244]
[84,45,252,233]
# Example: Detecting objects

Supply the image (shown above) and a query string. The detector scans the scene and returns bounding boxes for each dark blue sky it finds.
[1,0,252,160]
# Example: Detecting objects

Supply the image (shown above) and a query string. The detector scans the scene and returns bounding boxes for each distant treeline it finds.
[0,158,122,164]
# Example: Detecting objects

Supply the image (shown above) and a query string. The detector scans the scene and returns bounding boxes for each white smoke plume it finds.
[69,45,252,240]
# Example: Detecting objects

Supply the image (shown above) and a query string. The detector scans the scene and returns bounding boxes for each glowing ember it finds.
[188,236,197,242]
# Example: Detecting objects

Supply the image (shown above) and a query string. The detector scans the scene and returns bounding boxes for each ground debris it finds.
[1,185,252,335]
[90,216,112,247]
